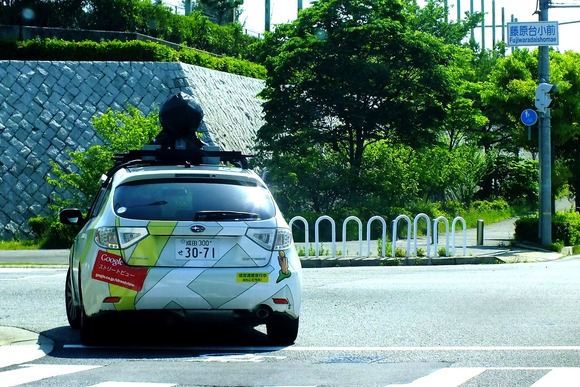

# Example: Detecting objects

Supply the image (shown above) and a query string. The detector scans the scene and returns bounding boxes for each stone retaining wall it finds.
[0,60,265,239]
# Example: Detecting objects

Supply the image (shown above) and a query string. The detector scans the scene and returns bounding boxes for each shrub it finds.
[28,215,79,249]
[515,210,580,246]
[0,38,266,79]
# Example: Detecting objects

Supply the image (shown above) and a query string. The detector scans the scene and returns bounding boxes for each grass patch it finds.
[0,240,41,250]
[460,207,518,228]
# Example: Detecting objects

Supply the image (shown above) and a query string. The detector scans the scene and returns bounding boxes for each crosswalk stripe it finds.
[0,364,100,387]
[0,345,50,368]
[531,368,580,387]
[385,367,486,387]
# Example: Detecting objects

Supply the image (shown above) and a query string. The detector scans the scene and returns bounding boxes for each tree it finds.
[548,51,580,203]
[478,49,538,154]
[48,107,160,210]
[256,0,456,180]
[193,0,243,25]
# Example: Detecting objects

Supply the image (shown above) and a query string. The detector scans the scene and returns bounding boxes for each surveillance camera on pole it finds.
[535,83,555,113]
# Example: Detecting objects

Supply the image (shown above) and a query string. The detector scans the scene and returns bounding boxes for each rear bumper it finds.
[82,264,301,319]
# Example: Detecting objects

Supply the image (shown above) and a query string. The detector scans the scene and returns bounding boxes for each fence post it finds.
[451,217,467,257]
[314,216,336,257]
[289,216,309,257]
[342,216,362,258]
[392,215,411,264]
[366,216,387,258]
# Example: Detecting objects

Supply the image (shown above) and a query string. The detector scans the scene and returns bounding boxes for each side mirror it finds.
[59,208,86,226]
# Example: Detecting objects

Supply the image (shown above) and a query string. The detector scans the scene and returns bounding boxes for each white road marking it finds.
[63,344,580,351]
[91,383,176,387]
[386,367,486,386]
[0,364,100,387]
[189,353,287,362]
[0,345,52,368]
[531,367,580,387]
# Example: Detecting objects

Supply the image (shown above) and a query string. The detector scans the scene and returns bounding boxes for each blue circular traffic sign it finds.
[521,109,538,126]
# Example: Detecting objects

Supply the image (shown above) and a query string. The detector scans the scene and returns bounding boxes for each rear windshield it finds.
[113,178,276,221]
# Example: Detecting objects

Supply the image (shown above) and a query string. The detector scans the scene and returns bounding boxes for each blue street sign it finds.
[521,109,538,126]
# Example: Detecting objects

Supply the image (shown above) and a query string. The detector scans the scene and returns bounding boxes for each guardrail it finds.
[290,213,467,259]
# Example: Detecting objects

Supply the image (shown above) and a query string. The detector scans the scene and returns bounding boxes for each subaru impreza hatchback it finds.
[60,150,303,345]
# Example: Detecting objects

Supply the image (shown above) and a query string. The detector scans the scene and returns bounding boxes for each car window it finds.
[87,185,112,219]
[113,178,276,221]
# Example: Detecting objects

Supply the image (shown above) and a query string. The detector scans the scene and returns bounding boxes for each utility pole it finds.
[538,0,552,246]
[265,0,271,32]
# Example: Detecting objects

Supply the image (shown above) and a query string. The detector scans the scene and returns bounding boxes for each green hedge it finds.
[515,211,580,247]
[0,38,266,79]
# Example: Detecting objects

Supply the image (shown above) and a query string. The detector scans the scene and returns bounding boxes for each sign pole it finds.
[538,0,552,246]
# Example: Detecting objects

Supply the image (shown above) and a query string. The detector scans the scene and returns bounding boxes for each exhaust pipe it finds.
[256,307,270,319]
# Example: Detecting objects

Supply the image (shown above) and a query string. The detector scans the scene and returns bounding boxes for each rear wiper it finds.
[194,211,259,221]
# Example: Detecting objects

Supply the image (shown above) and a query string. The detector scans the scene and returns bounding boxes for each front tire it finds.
[65,269,81,329]
[266,316,299,345]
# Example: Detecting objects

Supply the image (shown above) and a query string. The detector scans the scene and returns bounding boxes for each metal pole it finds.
[538,0,552,246]
[470,0,474,43]
[501,8,505,43]
[492,0,496,48]
[457,0,461,21]
[265,0,271,32]
[476,220,484,246]
[481,0,485,50]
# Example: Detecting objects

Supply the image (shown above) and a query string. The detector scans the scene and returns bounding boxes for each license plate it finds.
[176,239,219,259]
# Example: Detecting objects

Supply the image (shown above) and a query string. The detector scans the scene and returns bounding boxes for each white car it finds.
[60,149,303,345]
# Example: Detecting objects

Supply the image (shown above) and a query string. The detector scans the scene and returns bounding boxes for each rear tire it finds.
[65,269,81,329]
[266,316,299,345]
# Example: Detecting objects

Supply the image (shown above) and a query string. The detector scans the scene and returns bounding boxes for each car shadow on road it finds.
[41,319,281,360]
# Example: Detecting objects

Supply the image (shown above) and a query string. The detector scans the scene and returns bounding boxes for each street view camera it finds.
[155,92,207,151]
[112,92,249,170]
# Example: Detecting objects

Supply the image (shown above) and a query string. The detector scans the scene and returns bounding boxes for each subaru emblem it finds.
[191,225,205,233]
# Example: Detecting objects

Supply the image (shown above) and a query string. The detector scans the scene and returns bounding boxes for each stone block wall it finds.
[0,60,265,239]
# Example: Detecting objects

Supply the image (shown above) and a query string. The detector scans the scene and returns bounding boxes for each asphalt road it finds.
[1,260,579,386]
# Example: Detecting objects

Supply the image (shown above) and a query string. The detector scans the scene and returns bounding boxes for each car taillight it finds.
[95,227,148,249]
[273,228,293,250]
[247,228,293,250]
[95,227,119,249]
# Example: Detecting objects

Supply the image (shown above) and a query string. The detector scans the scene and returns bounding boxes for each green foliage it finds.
[48,106,160,211]
[0,240,41,250]
[480,153,538,205]
[34,106,160,248]
[256,0,457,181]
[460,200,514,228]
[0,1,259,59]
[194,0,244,25]
[415,144,486,205]
[28,215,80,249]
[515,211,580,246]
[0,38,266,79]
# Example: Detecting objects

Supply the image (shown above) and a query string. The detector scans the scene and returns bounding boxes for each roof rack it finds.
[113,147,250,169]
[102,146,252,187]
